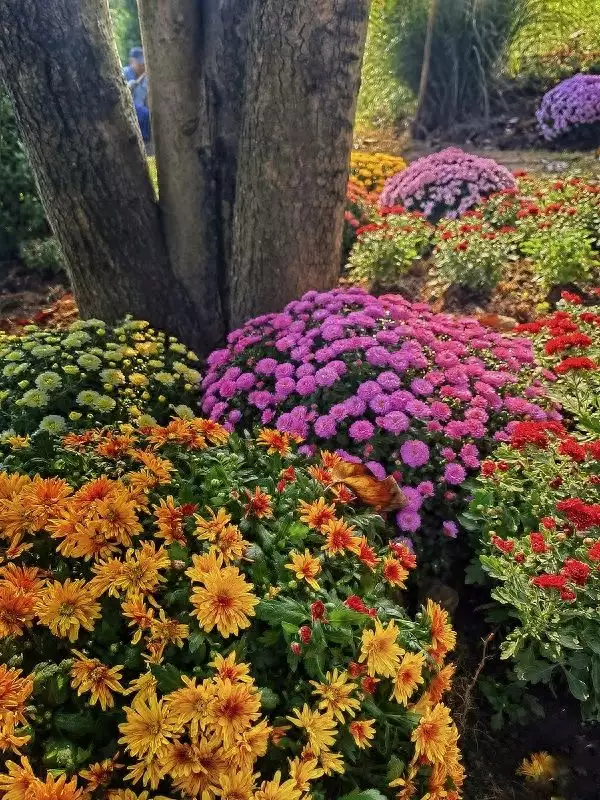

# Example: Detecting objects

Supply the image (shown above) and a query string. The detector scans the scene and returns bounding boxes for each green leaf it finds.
[150,663,184,692]
[255,598,306,627]
[188,631,205,654]
[53,712,97,739]
[564,669,590,702]
[259,687,279,710]
[386,755,405,782]
[339,791,387,800]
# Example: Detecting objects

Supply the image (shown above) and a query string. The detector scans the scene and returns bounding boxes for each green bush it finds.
[19,236,64,273]
[433,223,517,293]
[0,94,48,260]
[0,317,200,440]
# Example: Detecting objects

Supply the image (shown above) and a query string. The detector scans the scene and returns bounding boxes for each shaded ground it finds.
[0,261,74,332]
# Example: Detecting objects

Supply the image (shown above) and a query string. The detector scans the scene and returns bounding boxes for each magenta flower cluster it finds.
[379,147,516,221]
[201,288,557,548]
[536,74,600,141]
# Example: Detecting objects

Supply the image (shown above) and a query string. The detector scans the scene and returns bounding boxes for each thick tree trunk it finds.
[0,0,206,349]
[230,0,370,327]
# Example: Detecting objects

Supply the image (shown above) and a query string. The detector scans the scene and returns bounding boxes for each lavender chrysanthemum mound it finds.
[379,147,516,221]
[536,74,600,142]
[201,288,556,546]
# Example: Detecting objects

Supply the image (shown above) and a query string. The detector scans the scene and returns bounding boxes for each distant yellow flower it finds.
[286,704,337,754]
[348,718,375,749]
[129,373,149,386]
[190,564,258,637]
[70,651,124,710]
[36,579,101,642]
[310,669,360,722]
[411,702,454,764]
[518,751,558,784]
[118,694,181,759]
[359,619,404,677]
[391,651,426,706]
[285,550,322,591]
[6,437,29,451]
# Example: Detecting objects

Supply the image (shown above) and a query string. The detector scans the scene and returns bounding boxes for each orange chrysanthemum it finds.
[285,550,322,591]
[297,498,337,532]
[426,600,457,663]
[190,564,258,638]
[36,579,101,642]
[411,702,454,764]
[70,651,125,710]
[382,556,408,588]
[243,487,273,519]
[257,428,293,456]
[320,518,361,556]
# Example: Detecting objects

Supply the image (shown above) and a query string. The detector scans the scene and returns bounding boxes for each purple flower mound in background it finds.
[201,288,558,556]
[379,147,516,221]
[536,73,600,142]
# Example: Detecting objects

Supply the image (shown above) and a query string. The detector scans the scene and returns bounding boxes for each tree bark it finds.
[230,0,370,328]
[0,0,207,348]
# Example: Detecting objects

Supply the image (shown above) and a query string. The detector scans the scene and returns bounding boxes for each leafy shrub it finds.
[380,148,516,221]
[343,181,378,263]
[536,73,600,142]
[349,151,407,194]
[0,94,48,260]
[433,219,519,293]
[200,287,552,566]
[0,418,464,799]
[19,236,64,273]
[0,318,200,439]
[520,224,598,289]
[468,296,600,717]
[346,206,433,289]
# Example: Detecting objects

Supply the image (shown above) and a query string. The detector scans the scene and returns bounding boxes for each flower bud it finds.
[290,642,301,656]
[310,601,326,621]
[298,626,312,644]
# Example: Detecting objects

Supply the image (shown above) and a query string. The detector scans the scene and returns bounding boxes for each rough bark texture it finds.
[0,0,207,349]
[137,0,227,350]
[230,0,370,328]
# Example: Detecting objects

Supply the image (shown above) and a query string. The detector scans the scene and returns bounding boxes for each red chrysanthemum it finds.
[556,498,600,531]
[557,438,587,463]
[510,421,565,450]
[554,356,596,374]
[587,541,600,562]
[530,532,548,554]
[562,559,590,586]
[545,332,593,355]
[532,573,567,590]
[491,535,515,554]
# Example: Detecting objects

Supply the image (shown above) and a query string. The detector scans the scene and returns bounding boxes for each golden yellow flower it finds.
[6,437,29,451]
[164,675,212,738]
[79,757,122,791]
[348,718,375,749]
[391,652,425,706]
[236,717,272,771]
[297,498,337,532]
[319,748,345,776]
[215,524,249,564]
[70,651,124,710]
[286,704,337,755]
[0,756,36,800]
[287,755,324,791]
[216,770,255,800]
[309,669,360,722]
[426,599,457,664]
[320,518,362,556]
[26,773,84,800]
[518,751,558,784]
[256,428,293,456]
[153,496,187,544]
[36,579,101,642]
[166,736,227,799]
[124,672,158,703]
[0,717,30,754]
[118,694,182,759]
[0,586,35,639]
[209,651,252,684]
[284,550,322,591]
[190,563,258,638]
[194,507,232,542]
[93,494,142,547]
[427,663,455,705]
[206,679,262,746]
[252,772,302,800]
[359,619,404,678]
[185,548,224,582]
[411,702,454,764]
[117,542,170,598]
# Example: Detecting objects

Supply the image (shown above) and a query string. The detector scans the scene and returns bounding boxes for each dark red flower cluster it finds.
[532,573,566,589]
[510,420,566,450]
[561,291,583,304]
[561,559,590,586]
[530,532,548,553]
[344,595,376,616]
[557,438,587,462]
[556,498,600,530]
[554,356,596,374]
[545,332,593,356]
[491,535,515,554]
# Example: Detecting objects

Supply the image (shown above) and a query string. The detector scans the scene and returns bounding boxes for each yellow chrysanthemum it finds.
[190,564,258,638]
[348,718,375,749]
[286,705,337,755]
[118,694,182,759]
[297,498,337,532]
[309,669,360,722]
[35,579,101,642]
[391,651,426,706]
[359,619,404,678]
[205,679,262,746]
[70,651,125,710]
[209,651,252,684]
[253,772,302,800]
[411,702,454,764]
[284,550,322,591]
[518,751,558,784]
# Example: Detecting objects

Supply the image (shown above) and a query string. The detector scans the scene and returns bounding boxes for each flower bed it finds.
[349,151,407,194]
[380,148,516,221]
[201,288,554,566]
[0,318,200,439]
[537,74,600,143]
[467,295,600,716]
[0,419,463,799]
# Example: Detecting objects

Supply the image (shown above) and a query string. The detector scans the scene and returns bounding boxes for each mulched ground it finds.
[0,261,75,333]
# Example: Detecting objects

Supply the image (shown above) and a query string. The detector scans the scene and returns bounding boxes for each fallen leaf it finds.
[330,461,407,512]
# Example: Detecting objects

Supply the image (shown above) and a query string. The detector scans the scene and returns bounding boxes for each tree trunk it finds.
[0,0,209,348]
[0,0,369,353]
[230,0,370,328]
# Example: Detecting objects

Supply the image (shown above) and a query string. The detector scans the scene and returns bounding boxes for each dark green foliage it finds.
[0,93,48,260]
